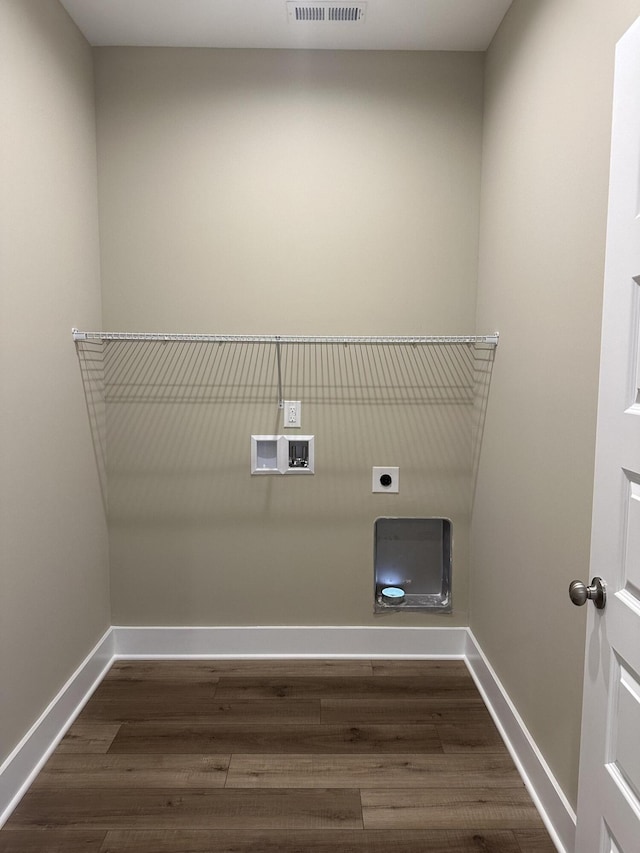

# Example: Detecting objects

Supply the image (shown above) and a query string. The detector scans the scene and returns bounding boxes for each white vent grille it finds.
[287,2,366,23]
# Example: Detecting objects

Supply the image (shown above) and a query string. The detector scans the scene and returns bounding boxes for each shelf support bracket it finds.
[275,337,284,409]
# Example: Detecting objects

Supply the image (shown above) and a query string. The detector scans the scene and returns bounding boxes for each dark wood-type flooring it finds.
[0,659,557,852]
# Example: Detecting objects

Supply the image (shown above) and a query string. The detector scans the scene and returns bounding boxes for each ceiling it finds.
[59,0,514,52]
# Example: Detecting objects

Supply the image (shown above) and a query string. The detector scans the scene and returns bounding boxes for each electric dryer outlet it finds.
[372,466,399,493]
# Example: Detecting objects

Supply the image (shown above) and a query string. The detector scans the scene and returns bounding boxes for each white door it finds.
[573,15,640,853]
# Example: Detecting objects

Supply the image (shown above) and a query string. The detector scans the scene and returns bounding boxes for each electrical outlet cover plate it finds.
[283,401,301,429]
[372,466,399,493]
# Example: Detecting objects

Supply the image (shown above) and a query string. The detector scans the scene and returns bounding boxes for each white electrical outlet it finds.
[284,401,301,429]
[372,466,399,493]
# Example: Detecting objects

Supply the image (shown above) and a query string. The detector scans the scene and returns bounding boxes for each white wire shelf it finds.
[73,326,498,506]
[72,329,499,346]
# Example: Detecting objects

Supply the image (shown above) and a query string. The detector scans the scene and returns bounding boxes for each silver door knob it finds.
[569,577,606,610]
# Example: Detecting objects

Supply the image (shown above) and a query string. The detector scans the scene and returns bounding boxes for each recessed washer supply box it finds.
[251,435,315,475]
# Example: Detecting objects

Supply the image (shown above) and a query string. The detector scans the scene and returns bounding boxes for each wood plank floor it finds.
[0,660,557,852]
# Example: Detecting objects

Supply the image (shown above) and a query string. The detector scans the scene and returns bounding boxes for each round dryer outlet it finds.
[372,466,399,493]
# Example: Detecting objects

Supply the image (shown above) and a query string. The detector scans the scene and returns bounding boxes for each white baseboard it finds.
[0,624,575,852]
[111,625,468,659]
[464,629,576,853]
[0,627,115,828]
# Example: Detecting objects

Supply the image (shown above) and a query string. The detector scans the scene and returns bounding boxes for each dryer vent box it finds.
[374,517,452,612]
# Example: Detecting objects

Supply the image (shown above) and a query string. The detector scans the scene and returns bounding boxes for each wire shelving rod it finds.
[72,329,499,346]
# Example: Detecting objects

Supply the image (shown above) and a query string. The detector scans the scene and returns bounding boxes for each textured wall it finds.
[0,0,110,764]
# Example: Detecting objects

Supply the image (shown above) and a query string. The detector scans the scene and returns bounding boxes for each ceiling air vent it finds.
[287,2,367,23]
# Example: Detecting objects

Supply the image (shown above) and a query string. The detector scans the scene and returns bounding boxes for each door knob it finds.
[569,577,606,610]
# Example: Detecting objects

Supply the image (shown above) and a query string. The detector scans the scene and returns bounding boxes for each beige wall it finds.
[96,49,484,337]
[94,48,486,626]
[0,0,110,764]
[471,0,640,809]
